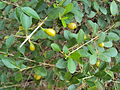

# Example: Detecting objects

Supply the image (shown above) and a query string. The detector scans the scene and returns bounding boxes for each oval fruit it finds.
[34,74,42,80]
[29,43,35,51]
[84,35,87,40]
[44,28,56,37]
[19,26,24,30]
[68,23,77,30]
[96,60,100,67]
[98,42,104,47]
[4,35,9,40]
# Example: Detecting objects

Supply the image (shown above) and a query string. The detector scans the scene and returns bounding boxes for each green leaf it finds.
[68,84,76,90]
[104,41,113,48]
[76,29,84,44]
[100,7,107,15]
[34,66,47,76]
[97,32,106,43]
[18,45,25,55]
[63,45,69,54]
[99,62,107,71]
[87,44,96,54]
[48,7,64,20]
[87,20,99,36]
[110,1,119,16]
[95,71,106,77]
[83,63,90,74]
[51,43,61,52]
[70,77,79,84]
[63,0,72,6]
[32,30,48,40]
[115,53,120,64]
[64,30,71,40]
[45,50,55,59]
[72,10,83,23]
[2,58,19,69]
[110,65,120,72]
[20,13,32,30]
[64,72,72,81]
[64,3,73,15]
[105,70,114,79]
[93,1,100,12]
[70,51,81,61]
[104,48,118,57]
[14,72,23,82]
[67,58,76,73]
[95,81,105,90]
[99,54,111,62]
[98,17,107,29]
[61,17,67,27]
[15,7,23,21]
[87,11,96,18]
[56,59,67,69]
[78,49,91,57]
[22,7,40,19]
[114,21,120,28]
[0,2,6,9]
[114,83,120,90]
[5,35,15,48]
[107,32,120,41]
[10,0,18,2]
[89,54,97,65]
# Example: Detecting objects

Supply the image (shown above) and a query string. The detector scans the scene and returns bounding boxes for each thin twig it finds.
[68,36,99,56]
[0,84,21,89]
[19,17,48,48]
[0,51,55,69]
[23,70,33,88]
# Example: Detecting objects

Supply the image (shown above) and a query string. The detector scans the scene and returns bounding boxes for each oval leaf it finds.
[5,35,15,48]
[56,59,67,69]
[110,1,119,16]
[63,45,69,54]
[20,13,32,30]
[67,58,76,73]
[89,54,97,65]
[0,2,6,9]
[107,32,120,41]
[22,7,40,19]
[98,32,106,43]
[77,29,84,44]
[34,66,47,77]
[51,43,61,52]
[104,48,118,57]
[2,58,18,69]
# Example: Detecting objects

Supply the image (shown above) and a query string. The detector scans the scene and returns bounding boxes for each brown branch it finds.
[0,84,21,89]
[0,51,55,71]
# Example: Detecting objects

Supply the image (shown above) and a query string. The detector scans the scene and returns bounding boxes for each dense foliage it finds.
[0,0,120,89]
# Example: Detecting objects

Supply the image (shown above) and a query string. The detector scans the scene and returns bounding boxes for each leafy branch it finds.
[67,24,115,57]
[19,17,48,48]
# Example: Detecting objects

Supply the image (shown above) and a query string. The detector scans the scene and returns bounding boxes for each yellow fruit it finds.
[4,35,9,40]
[44,28,56,37]
[98,42,104,47]
[29,43,35,51]
[84,35,87,40]
[34,74,42,80]
[19,26,24,30]
[96,60,100,67]
[68,23,77,30]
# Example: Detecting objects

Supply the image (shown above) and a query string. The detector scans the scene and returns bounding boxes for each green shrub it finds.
[0,0,120,89]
